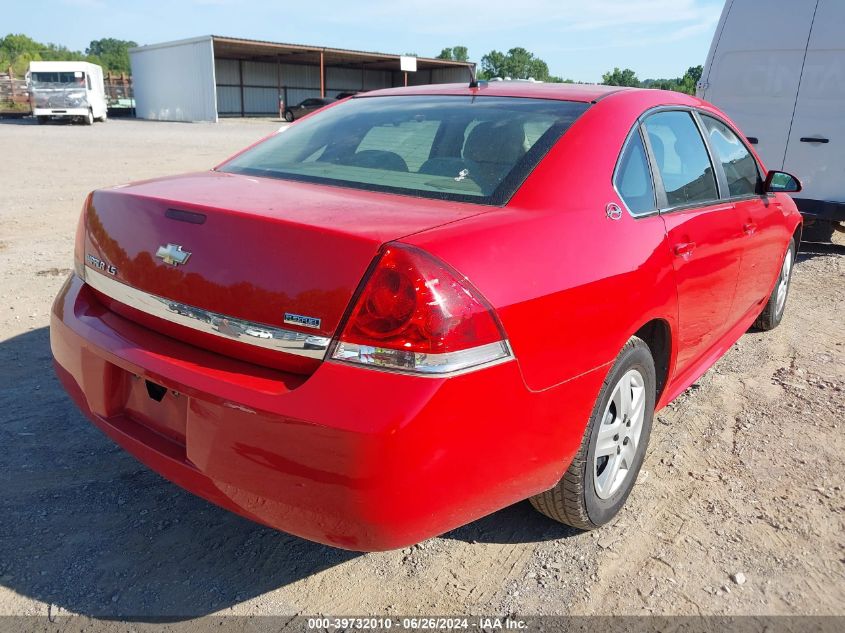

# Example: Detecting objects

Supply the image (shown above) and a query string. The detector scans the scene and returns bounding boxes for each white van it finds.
[28,61,108,125]
[698,0,844,240]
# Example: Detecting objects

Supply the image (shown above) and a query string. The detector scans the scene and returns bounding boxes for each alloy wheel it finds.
[775,246,793,316]
[593,369,646,499]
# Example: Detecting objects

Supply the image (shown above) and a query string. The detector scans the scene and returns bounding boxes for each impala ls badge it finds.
[156,243,192,266]
[284,313,321,329]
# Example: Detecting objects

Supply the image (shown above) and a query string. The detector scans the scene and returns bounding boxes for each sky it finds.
[9,0,726,82]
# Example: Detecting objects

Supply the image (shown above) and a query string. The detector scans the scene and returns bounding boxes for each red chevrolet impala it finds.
[51,82,802,550]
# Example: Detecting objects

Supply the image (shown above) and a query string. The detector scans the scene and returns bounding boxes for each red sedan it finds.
[51,82,802,551]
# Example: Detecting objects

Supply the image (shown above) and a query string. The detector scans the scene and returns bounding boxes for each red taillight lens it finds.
[331,244,511,374]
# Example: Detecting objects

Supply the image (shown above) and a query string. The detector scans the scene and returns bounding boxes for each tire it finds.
[284,110,294,122]
[530,336,656,530]
[98,111,108,122]
[754,238,795,331]
[802,220,835,243]
[84,109,94,125]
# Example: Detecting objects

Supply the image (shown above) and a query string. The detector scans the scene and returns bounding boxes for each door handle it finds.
[673,242,696,257]
[743,222,758,235]
[800,137,829,144]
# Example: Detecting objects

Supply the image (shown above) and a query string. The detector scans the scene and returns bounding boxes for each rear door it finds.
[698,113,782,317]
[643,110,745,373]
[782,0,845,212]
[699,0,816,171]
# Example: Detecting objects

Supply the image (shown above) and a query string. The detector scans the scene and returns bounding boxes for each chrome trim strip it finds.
[83,265,328,360]
[329,340,514,377]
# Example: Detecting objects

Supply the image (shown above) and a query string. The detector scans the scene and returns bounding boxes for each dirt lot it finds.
[0,117,843,620]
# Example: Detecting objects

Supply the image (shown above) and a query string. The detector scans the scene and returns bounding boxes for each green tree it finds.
[479,50,506,78]
[1,33,134,76]
[0,33,90,74]
[686,65,703,84]
[436,46,469,62]
[640,65,703,95]
[677,65,703,95]
[479,47,554,81]
[86,38,137,74]
[0,33,41,60]
[451,46,469,62]
[601,67,640,87]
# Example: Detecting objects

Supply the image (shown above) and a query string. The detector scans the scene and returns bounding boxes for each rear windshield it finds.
[219,95,590,205]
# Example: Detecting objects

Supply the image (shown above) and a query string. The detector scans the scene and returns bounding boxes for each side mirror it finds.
[764,170,802,193]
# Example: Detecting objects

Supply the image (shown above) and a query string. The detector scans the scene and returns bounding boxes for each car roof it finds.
[360,81,637,103]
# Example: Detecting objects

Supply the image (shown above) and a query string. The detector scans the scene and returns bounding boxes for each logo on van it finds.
[156,244,192,266]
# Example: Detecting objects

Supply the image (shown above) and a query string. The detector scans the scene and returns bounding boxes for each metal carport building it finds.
[129,35,474,122]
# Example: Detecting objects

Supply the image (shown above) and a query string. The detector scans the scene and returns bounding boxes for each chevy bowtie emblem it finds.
[156,243,192,266]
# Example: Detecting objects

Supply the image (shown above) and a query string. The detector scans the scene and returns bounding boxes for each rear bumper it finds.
[51,274,599,550]
[794,198,845,222]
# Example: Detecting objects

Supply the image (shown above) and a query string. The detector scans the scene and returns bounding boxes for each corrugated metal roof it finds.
[132,36,472,70]
[208,35,473,68]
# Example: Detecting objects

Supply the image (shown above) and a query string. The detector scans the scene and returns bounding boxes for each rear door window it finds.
[643,111,719,208]
[613,130,656,215]
[700,115,761,197]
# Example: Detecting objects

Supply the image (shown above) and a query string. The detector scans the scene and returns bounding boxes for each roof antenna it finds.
[469,63,480,89]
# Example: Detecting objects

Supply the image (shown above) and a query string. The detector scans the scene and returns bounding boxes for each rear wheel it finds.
[530,336,656,530]
[754,238,795,331]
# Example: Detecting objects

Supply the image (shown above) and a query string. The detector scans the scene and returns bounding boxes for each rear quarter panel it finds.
[406,91,690,395]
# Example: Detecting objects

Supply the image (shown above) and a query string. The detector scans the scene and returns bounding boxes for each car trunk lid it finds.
[83,170,490,373]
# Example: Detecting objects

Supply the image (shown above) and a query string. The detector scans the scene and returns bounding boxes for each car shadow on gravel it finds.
[0,116,37,125]
[443,501,581,545]
[0,327,359,620]
[797,238,845,262]
[0,326,572,620]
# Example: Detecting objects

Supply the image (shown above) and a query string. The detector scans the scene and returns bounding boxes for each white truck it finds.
[698,0,845,241]
[28,61,108,125]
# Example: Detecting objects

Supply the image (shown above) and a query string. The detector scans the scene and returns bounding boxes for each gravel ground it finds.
[0,117,843,620]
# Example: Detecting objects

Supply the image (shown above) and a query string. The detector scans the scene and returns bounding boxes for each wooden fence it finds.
[0,67,31,115]
[104,72,134,109]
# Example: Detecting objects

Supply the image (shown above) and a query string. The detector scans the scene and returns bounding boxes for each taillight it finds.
[73,196,90,279]
[330,244,512,375]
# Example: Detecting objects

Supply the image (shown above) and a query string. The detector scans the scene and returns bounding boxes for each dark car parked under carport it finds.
[283,98,333,122]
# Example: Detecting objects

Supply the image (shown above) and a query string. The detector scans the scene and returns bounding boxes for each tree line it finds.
[1,33,136,76]
[437,45,702,95]
[602,65,703,95]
